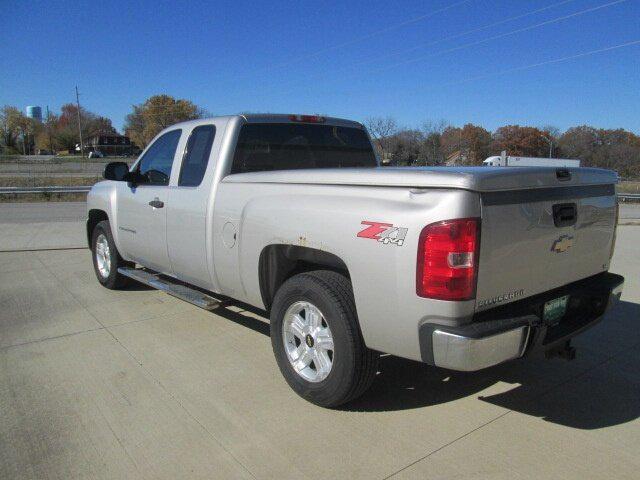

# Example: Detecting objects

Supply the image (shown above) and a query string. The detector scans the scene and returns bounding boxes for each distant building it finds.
[26,106,42,122]
[84,134,133,156]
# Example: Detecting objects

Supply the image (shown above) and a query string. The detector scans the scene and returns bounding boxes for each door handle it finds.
[148,198,164,209]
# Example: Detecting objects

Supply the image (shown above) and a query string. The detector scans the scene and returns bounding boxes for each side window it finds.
[137,129,182,185]
[179,125,216,186]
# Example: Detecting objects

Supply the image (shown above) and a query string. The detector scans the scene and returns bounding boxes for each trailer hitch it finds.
[546,340,576,361]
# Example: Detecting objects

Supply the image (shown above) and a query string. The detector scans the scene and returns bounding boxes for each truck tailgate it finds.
[475,182,617,311]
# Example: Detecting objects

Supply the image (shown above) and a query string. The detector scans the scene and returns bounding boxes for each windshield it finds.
[231,123,377,174]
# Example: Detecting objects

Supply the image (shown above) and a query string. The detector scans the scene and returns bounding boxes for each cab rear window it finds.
[231,123,376,174]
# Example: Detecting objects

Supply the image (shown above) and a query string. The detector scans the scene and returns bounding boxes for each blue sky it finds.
[1,0,639,133]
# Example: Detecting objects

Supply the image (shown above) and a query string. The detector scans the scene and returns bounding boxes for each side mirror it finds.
[123,170,140,187]
[103,162,130,181]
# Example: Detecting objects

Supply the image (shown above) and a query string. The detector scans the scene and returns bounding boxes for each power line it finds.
[439,39,640,87]
[266,0,625,94]
[374,0,629,72]
[353,0,580,67]
[267,0,474,70]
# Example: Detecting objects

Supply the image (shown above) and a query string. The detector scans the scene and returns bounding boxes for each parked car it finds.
[88,150,105,159]
[87,114,624,407]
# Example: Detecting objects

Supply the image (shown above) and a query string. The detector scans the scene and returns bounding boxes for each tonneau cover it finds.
[223,166,617,192]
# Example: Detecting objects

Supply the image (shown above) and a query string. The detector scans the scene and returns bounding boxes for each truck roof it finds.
[166,114,363,130]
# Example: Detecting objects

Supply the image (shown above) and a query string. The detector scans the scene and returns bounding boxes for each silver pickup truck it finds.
[87,114,624,407]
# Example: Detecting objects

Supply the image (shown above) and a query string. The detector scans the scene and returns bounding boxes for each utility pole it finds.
[75,86,85,159]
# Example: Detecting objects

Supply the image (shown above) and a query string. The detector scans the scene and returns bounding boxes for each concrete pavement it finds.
[619,203,640,222]
[0,202,86,250]
[0,216,639,478]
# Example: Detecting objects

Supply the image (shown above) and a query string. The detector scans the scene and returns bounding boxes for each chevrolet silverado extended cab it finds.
[87,114,624,407]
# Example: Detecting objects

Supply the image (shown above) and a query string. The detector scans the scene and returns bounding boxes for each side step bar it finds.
[117,267,221,310]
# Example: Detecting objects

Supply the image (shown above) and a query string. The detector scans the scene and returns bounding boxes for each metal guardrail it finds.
[618,193,640,202]
[0,186,92,195]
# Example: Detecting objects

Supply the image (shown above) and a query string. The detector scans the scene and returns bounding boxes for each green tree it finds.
[0,106,23,152]
[124,95,206,148]
[0,108,41,155]
[18,116,41,154]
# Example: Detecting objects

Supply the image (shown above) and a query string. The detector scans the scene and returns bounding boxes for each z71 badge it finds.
[357,221,408,246]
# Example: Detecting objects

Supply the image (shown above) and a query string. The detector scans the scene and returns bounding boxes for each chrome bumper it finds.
[430,276,624,372]
[610,280,624,304]
[432,326,529,372]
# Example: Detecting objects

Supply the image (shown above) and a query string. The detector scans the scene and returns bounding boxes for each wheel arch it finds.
[258,244,351,311]
[87,209,109,247]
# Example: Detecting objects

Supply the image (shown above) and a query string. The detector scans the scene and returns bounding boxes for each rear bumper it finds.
[420,272,624,371]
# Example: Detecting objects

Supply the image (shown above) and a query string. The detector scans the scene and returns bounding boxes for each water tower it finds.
[26,106,42,122]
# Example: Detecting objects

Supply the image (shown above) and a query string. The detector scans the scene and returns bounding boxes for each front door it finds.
[117,128,182,273]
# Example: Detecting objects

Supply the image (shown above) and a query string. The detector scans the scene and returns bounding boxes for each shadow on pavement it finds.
[190,295,639,430]
[124,282,154,292]
[344,300,640,430]
[209,302,271,337]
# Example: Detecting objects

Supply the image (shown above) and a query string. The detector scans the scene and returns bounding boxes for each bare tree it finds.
[364,117,398,163]
[420,120,449,165]
[421,120,449,135]
[540,125,561,158]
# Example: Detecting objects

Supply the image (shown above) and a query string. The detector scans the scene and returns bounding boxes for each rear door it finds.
[117,129,182,273]
[166,123,219,288]
[475,182,616,311]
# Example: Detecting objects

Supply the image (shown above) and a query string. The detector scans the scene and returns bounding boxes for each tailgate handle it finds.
[553,203,577,227]
[556,168,571,181]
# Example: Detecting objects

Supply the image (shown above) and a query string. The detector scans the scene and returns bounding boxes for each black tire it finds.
[91,220,131,289]
[270,270,379,407]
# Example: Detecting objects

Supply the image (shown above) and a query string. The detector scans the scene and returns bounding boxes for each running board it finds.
[117,267,221,310]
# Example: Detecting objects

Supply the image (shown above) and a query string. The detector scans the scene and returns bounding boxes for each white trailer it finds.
[483,153,580,168]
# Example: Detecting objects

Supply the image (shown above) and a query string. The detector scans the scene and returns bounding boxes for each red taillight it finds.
[288,114,325,123]
[416,218,480,301]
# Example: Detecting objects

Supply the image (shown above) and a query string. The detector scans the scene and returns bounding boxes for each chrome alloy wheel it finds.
[282,301,334,383]
[95,233,111,278]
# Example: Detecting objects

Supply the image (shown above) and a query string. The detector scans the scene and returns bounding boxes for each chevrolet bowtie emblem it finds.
[551,234,574,253]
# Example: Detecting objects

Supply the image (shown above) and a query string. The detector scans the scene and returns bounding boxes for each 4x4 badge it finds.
[357,221,408,246]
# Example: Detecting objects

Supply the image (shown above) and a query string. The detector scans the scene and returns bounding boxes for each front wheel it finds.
[270,270,378,407]
[91,220,131,289]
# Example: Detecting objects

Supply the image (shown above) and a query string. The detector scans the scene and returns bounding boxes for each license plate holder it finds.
[543,295,569,324]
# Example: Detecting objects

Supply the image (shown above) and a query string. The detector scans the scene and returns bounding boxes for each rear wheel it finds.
[91,220,131,289]
[270,270,378,407]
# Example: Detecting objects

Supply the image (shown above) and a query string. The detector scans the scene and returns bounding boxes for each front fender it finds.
[86,181,127,259]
